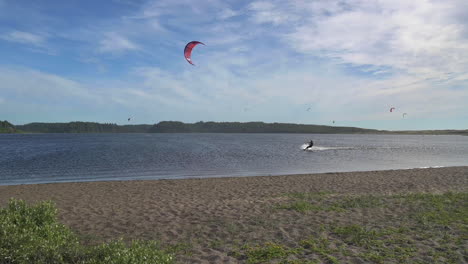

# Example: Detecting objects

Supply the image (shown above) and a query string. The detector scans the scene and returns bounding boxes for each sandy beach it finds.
[1,167,467,263]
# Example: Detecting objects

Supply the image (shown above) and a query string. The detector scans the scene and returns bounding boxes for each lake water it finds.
[1,133,467,185]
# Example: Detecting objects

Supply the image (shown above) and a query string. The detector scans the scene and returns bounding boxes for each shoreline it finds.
[1,166,467,263]
[0,165,462,187]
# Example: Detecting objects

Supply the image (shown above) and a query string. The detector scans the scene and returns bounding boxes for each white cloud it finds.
[98,32,140,53]
[247,1,298,25]
[1,31,45,46]
[217,8,238,20]
[139,0,225,19]
[1,0,467,128]
[0,67,96,102]
[276,0,468,81]
[133,67,206,104]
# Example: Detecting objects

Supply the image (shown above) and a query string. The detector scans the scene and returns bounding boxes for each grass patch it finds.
[284,191,333,200]
[333,195,384,209]
[300,236,339,264]
[277,192,384,213]
[242,242,302,264]
[276,201,343,213]
[332,225,381,247]
[0,199,174,264]
[330,225,417,263]
[264,192,467,263]
[398,192,468,226]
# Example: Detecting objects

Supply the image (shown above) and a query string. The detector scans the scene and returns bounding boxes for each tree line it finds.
[1,120,466,135]
[148,121,380,133]
[15,122,152,133]
[7,121,377,134]
[0,120,19,133]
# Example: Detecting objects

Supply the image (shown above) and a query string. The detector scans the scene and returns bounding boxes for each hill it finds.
[0,121,20,133]
[11,121,468,135]
[16,122,152,133]
[148,121,381,134]
[389,129,468,136]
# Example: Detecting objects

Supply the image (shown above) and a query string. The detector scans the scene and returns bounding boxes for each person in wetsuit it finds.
[305,140,314,150]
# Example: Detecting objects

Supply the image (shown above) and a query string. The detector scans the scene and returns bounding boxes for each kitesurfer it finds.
[305,140,314,150]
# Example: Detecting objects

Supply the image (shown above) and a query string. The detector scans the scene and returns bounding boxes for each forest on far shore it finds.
[1,120,466,135]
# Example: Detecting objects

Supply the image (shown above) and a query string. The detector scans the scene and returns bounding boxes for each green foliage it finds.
[17,122,152,133]
[0,120,19,133]
[284,192,333,200]
[0,199,80,264]
[267,192,467,263]
[277,193,385,213]
[330,225,417,263]
[243,242,301,264]
[394,192,468,226]
[11,120,468,134]
[276,201,325,213]
[86,240,174,264]
[332,225,381,247]
[334,195,384,209]
[299,236,339,264]
[15,120,378,134]
[0,199,174,264]
[149,121,379,133]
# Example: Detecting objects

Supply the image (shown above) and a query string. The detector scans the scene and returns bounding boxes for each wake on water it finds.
[300,144,353,151]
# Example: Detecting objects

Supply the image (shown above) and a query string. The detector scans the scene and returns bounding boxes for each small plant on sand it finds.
[276,201,324,213]
[403,192,468,226]
[87,239,174,264]
[284,191,333,200]
[300,236,339,264]
[278,192,386,213]
[0,199,175,264]
[243,242,302,264]
[332,224,418,263]
[332,225,380,247]
[246,192,466,263]
[331,195,384,209]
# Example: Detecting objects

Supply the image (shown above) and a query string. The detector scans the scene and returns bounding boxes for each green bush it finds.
[0,199,174,264]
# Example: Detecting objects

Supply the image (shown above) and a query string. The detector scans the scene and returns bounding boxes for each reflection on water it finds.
[1,133,467,185]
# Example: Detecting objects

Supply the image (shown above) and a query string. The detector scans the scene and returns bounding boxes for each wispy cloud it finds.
[247,1,298,25]
[1,30,46,46]
[98,32,140,53]
[271,0,468,80]
[0,67,96,102]
[217,8,238,20]
[0,0,467,129]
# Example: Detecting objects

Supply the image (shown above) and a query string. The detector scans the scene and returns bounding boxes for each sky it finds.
[0,0,467,130]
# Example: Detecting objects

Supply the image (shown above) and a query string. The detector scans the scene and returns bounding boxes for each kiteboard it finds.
[301,144,314,151]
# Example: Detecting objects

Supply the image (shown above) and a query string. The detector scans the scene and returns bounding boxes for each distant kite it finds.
[390,107,396,112]
[332,120,335,124]
[306,107,311,111]
[184,41,205,65]
[128,118,131,122]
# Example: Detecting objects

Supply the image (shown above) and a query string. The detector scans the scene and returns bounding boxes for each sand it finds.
[1,167,467,263]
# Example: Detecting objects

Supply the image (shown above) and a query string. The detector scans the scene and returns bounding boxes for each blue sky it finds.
[0,0,467,130]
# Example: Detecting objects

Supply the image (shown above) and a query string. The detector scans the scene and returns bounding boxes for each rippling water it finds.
[1,133,467,185]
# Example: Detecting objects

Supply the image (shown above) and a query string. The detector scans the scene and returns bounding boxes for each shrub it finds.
[0,199,174,264]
